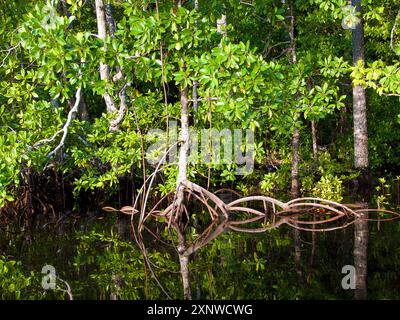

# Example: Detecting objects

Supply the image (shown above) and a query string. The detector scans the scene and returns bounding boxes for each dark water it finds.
[1,195,400,300]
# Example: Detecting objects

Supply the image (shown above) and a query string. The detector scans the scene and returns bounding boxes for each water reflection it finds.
[1,199,400,299]
[354,209,368,299]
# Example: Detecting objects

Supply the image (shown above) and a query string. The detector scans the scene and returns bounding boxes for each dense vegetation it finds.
[1,0,400,300]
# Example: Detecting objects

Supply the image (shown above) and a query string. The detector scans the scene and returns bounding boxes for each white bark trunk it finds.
[176,88,189,207]
[179,254,191,300]
[351,0,369,170]
[95,0,116,113]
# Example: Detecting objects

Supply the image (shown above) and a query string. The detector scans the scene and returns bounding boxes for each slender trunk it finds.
[288,0,303,285]
[67,93,89,121]
[78,95,89,121]
[353,84,368,169]
[289,0,299,199]
[106,2,124,85]
[95,0,116,113]
[293,227,303,284]
[351,0,369,171]
[310,119,318,265]
[190,0,199,291]
[311,120,318,162]
[291,124,300,199]
[351,5,369,300]
[354,210,368,300]
[310,230,316,266]
[195,273,201,299]
[116,214,129,239]
[109,84,129,131]
[105,3,116,36]
[309,214,317,274]
[193,84,198,113]
[175,221,192,299]
[176,87,191,299]
[193,0,199,113]
[289,126,302,282]
[179,254,191,300]
[110,274,121,300]
[176,87,189,207]
[339,104,348,134]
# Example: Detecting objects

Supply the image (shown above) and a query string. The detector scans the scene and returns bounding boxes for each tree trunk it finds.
[78,95,89,121]
[311,119,318,270]
[289,0,300,199]
[351,0,369,300]
[176,88,189,209]
[351,0,369,171]
[291,126,303,284]
[116,214,129,239]
[95,0,116,113]
[175,221,192,299]
[354,210,368,299]
[193,0,199,113]
[105,3,116,36]
[339,104,349,134]
[175,87,191,299]
[288,0,303,286]
[310,228,316,267]
[179,254,191,300]
[353,84,368,169]
[311,120,318,162]
[291,124,300,199]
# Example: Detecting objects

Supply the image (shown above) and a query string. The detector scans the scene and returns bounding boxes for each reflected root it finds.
[102,164,400,299]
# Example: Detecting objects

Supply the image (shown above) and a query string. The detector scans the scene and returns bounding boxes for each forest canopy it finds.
[1,0,400,209]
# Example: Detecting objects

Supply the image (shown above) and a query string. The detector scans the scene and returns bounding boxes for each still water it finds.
[1,197,400,300]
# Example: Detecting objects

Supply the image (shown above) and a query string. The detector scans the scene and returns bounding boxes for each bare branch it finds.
[33,88,82,158]
[390,10,400,53]
[109,83,130,131]
[56,276,73,300]
[239,0,254,7]
[0,42,20,68]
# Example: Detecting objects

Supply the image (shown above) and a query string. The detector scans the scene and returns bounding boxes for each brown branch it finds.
[109,83,130,131]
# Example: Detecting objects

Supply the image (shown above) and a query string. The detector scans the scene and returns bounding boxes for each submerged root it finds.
[103,170,400,299]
